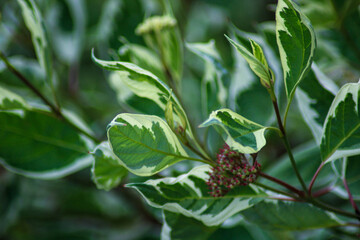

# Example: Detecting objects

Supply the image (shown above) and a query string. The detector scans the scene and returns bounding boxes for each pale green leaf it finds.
[200,109,268,154]
[0,109,93,179]
[320,83,360,163]
[161,210,218,240]
[91,142,128,191]
[226,36,272,87]
[107,113,195,176]
[186,40,229,116]
[127,165,266,226]
[242,200,343,230]
[0,86,29,110]
[296,64,337,144]
[108,71,163,115]
[92,51,187,130]
[249,39,269,70]
[17,0,52,82]
[276,0,316,101]
[47,0,86,63]
[119,43,166,83]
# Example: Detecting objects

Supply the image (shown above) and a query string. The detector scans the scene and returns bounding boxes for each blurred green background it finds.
[1,0,359,239]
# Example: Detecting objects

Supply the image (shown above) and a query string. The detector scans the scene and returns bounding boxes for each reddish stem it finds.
[312,186,333,198]
[308,162,325,196]
[343,178,360,221]
[269,197,300,202]
[259,172,304,197]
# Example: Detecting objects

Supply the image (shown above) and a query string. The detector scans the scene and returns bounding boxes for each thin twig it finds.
[259,172,304,197]
[0,52,100,143]
[0,51,62,118]
[308,161,325,196]
[254,182,299,199]
[272,99,308,193]
[343,177,360,221]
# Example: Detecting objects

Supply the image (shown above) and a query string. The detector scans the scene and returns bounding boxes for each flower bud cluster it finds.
[206,144,261,197]
[135,16,177,35]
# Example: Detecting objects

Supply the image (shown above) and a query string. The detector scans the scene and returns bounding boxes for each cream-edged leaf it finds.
[107,113,193,176]
[320,83,360,163]
[276,0,316,102]
[127,165,266,226]
[200,109,268,154]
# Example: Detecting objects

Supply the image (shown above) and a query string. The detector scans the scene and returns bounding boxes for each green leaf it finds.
[107,113,195,176]
[242,200,343,230]
[17,0,52,82]
[320,83,360,163]
[127,165,266,226]
[296,65,338,144]
[200,109,268,154]
[0,109,93,179]
[276,0,316,101]
[161,210,218,240]
[0,86,29,110]
[186,40,229,116]
[226,36,272,87]
[91,142,128,191]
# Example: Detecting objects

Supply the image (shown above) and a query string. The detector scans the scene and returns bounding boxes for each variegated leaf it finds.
[296,64,338,144]
[17,0,52,82]
[127,165,266,226]
[200,109,268,154]
[229,27,282,125]
[91,142,128,191]
[276,0,316,102]
[0,109,93,179]
[93,52,208,158]
[0,86,29,110]
[242,200,343,230]
[107,113,197,176]
[321,83,360,163]
[161,210,218,240]
[186,40,229,116]
[226,36,272,87]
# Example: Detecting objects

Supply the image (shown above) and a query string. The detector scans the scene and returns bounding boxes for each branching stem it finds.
[271,98,308,194]
[308,161,325,195]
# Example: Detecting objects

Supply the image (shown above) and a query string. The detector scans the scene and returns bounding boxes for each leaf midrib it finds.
[112,126,203,162]
[2,125,87,154]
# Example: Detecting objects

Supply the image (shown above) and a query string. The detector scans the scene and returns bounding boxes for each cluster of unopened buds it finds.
[206,144,261,197]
